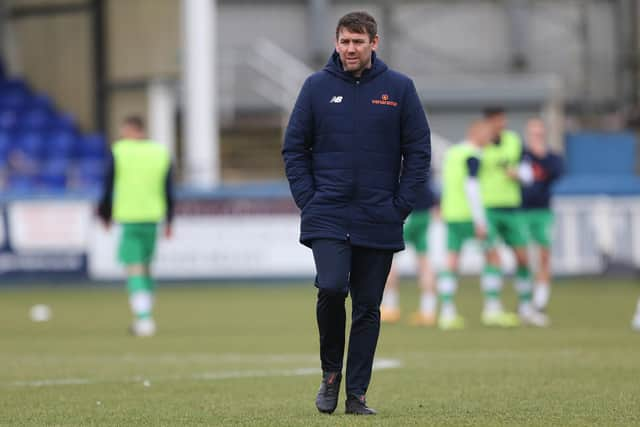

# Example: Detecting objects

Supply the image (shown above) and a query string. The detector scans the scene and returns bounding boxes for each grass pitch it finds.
[1,278,639,426]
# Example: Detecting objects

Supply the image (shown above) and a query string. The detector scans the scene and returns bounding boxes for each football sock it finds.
[144,275,155,292]
[437,271,457,318]
[127,275,153,320]
[381,288,399,310]
[420,291,437,315]
[533,282,550,310]
[481,265,503,313]
[515,266,533,313]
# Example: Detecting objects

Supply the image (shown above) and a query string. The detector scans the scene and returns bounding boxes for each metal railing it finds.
[245,39,313,128]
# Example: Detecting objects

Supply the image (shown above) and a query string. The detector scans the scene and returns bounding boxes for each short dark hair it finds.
[123,115,145,131]
[336,11,377,41]
[483,107,505,118]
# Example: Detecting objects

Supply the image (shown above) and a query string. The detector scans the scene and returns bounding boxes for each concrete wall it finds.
[105,0,180,137]
[107,0,180,81]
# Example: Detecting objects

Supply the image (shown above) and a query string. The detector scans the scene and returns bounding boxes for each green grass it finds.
[1,278,639,426]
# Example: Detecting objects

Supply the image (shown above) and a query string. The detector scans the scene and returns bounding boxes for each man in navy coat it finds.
[282,11,431,415]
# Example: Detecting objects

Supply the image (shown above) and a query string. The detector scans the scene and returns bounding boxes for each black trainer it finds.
[345,394,377,415]
[315,371,342,414]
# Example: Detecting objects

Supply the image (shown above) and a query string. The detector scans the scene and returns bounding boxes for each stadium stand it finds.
[554,132,640,195]
[0,65,107,194]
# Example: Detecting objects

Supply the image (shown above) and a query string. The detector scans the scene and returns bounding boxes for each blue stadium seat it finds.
[20,106,54,130]
[0,130,10,168]
[29,94,53,110]
[554,175,640,195]
[0,72,111,193]
[47,129,78,159]
[565,132,637,175]
[0,107,18,130]
[39,158,69,191]
[15,130,46,161]
[7,174,37,192]
[0,75,109,193]
[51,113,78,133]
[554,132,640,196]
[76,158,105,190]
[0,78,29,94]
[80,133,107,160]
[0,79,30,109]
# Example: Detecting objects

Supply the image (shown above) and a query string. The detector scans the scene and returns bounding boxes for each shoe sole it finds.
[315,396,337,414]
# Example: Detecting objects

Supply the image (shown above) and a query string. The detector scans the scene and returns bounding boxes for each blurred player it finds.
[437,120,514,330]
[380,181,438,326]
[520,118,564,312]
[98,115,174,337]
[480,107,547,327]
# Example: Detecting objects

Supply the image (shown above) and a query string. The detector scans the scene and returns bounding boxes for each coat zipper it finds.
[347,79,361,240]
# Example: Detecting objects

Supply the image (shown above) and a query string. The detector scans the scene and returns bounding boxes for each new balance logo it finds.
[329,96,343,104]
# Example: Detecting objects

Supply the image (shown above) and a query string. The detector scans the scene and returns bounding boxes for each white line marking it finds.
[12,378,91,387]
[192,368,319,381]
[5,358,402,388]
[0,353,320,364]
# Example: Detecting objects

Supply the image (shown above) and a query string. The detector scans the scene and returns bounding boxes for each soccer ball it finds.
[29,304,52,322]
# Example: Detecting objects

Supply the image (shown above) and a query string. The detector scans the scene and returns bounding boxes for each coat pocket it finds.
[361,199,403,224]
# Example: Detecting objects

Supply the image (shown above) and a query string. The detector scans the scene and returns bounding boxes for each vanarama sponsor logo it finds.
[372,94,398,107]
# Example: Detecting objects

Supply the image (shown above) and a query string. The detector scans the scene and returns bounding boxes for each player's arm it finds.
[395,79,431,218]
[507,151,534,185]
[282,78,316,210]
[464,156,487,238]
[163,163,175,238]
[97,151,115,228]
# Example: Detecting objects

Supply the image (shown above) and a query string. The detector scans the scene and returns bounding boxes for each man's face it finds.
[120,124,143,140]
[477,123,493,148]
[335,27,378,77]
[487,113,507,139]
[526,119,547,155]
[469,122,492,148]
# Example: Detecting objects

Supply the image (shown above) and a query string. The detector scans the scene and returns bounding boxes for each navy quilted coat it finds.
[282,51,431,251]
